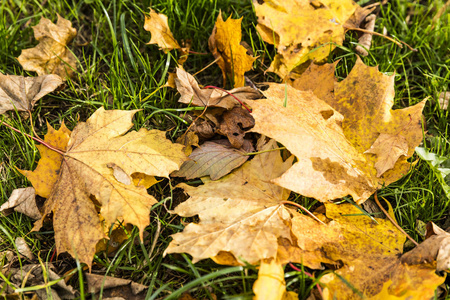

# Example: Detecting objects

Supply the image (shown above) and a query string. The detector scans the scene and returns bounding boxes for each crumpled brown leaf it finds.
[209,12,255,87]
[175,68,261,109]
[17,15,77,79]
[0,73,63,114]
[144,8,180,53]
[172,139,254,180]
[0,187,41,220]
[217,107,255,148]
[86,273,147,296]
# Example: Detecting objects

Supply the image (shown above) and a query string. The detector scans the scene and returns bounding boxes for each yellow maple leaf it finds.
[165,138,296,264]
[249,59,425,203]
[22,108,187,268]
[144,9,180,53]
[254,0,371,78]
[209,12,255,87]
[17,15,77,79]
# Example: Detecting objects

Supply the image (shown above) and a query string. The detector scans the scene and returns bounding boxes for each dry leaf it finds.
[165,139,296,264]
[172,139,254,180]
[17,15,77,79]
[15,237,34,260]
[144,9,180,53]
[438,91,449,110]
[249,59,425,203]
[176,131,199,156]
[209,12,255,87]
[21,108,187,268]
[253,259,298,300]
[175,68,261,109]
[355,14,376,57]
[86,273,147,299]
[254,0,370,78]
[217,107,255,148]
[0,73,63,114]
[0,187,41,220]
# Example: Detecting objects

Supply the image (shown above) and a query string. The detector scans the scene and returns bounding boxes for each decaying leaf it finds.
[172,139,253,180]
[0,187,41,220]
[165,139,296,264]
[15,237,34,260]
[253,0,371,78]
[144,9,180,53]
[175,68,261,109]
[21,108,187,268]
[17,15,77,79]
[217,107,255,148]
[286,203,445,299]
[0,73,63,114]
[249,59,425,203]
[176,131,200,156]
[438,91,449,110]
[355,14,376,57]
[209,12,255,87]
[86,273,148,299]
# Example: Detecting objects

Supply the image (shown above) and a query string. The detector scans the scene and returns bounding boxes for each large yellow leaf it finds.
[22,108,187,268]
[17,15,77,79]
[209,12,255,87]
[249,59,425,203]
[253,0,370,78]
[165,138,296,263]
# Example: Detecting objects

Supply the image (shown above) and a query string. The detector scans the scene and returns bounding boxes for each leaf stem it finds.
[281,201,326,225]
[374,191,419,246]
[0,119,65,155]
[203,85,253,113]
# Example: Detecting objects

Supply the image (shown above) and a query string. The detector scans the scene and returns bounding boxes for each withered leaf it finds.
[144,9,180,53]
[254,0,370,78]
[249,59,425,203]
[0,73,63,114]
[209,12,255,87]
[175,68,261,109]
[17,15,77,79]
[217,107,255,148]
[21,108,187,268]
[172,139,254,180]
[0,187,41,220]
[165,139,296,264]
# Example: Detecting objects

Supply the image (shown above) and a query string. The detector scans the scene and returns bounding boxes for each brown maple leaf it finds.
[254,0,372,78]
[165,138,296,264]
[17,15,77,79]
[0,73,63,114]
[248,59,425,203]
[144,9,180,53]
[208,12,255,87]
[21,108,187,268]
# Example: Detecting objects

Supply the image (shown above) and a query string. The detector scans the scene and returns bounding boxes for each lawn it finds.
[0,0,449,299]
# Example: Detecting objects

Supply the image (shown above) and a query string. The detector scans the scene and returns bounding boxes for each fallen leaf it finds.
[131,173,159,189]
[0,73,63,114]
[355,14,376,57]
[209,12,255,87]
[15,237,34,260]
[172,139,254,180]
[217,107,255,148]
[438,91,449,110]
[254,0,370,78]
[253,259,298,300]
[21,108,187,268]
[176,131,199,156]
[165,139,296,264]
[144,9,180,53]
[175,68,261,109]
[86,273,148,299]
[249,59,425,203]
[415,147,450,199]
[0,187,41,220]
[364,133,409,177]
[17,15,77,79]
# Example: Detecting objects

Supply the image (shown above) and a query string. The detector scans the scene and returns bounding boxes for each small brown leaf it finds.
[15,237,34,260]
[0,187,41,220]
[172,139,254,180]
[176,131,199,156]
[217,107,255,148]
[17,15,77,79]
[208,12,255,87]
[0,73,63,114]
[438,91,449,110]
[144,9,180,53]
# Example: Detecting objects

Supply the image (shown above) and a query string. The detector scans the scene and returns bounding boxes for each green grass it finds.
[0,0,449,299]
